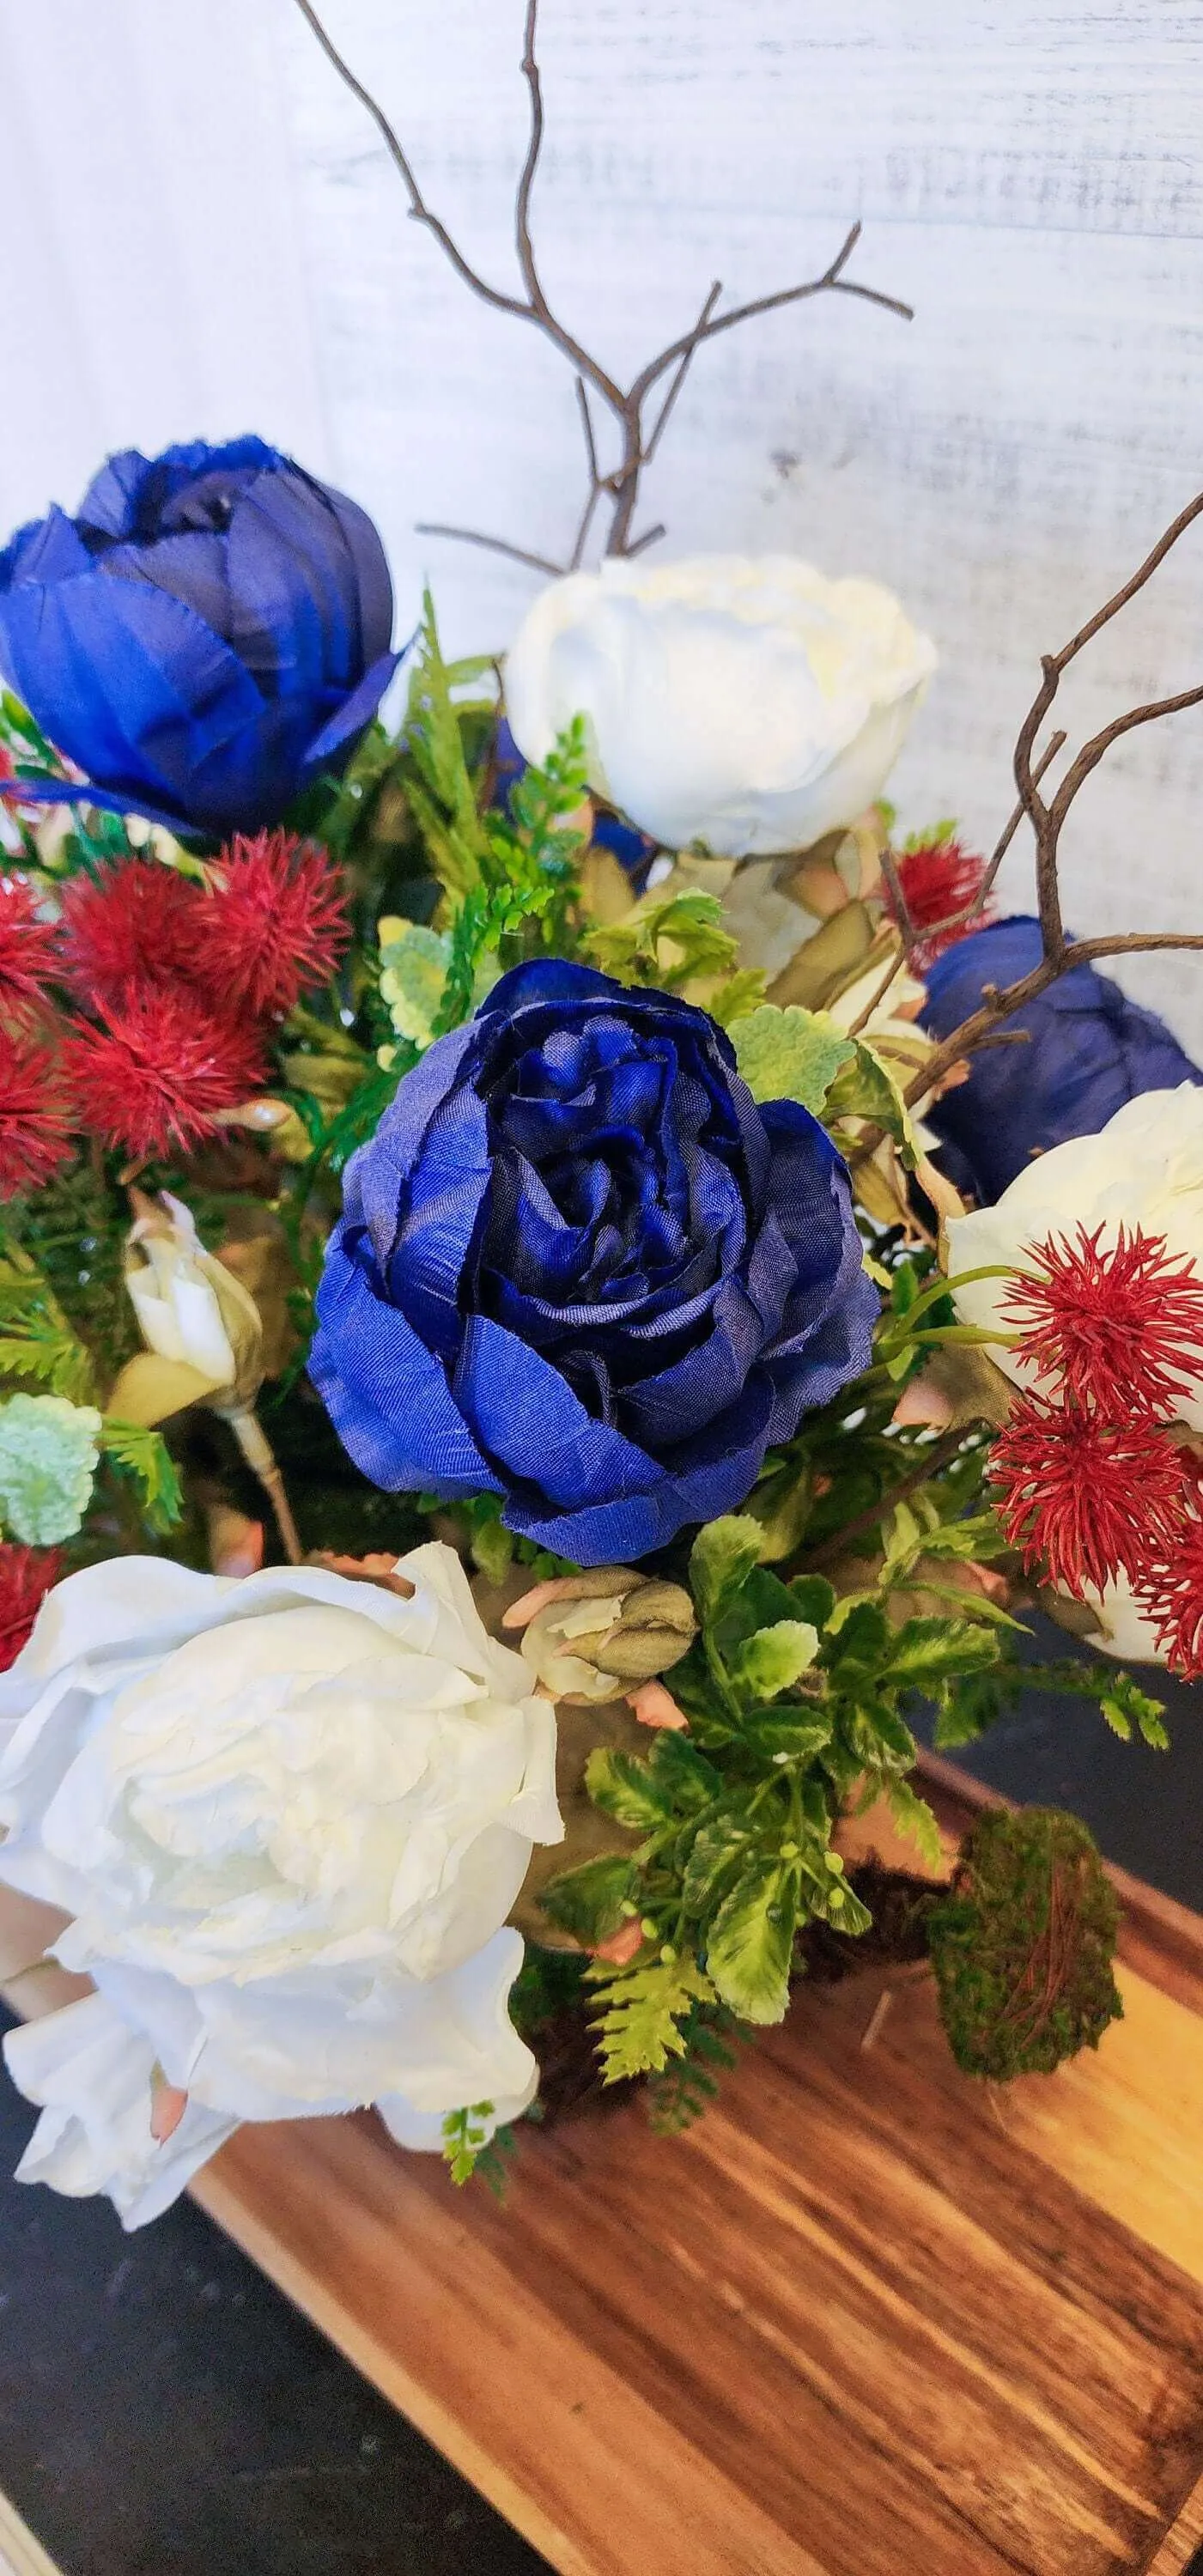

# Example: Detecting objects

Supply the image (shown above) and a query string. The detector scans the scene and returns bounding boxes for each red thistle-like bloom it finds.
[886,837,993,967]
[0,1544,63,1671]
[0,1028,76,1197]
[1136,1485,1203,1680]
[988,1395,1186,1598]
[1005,1224,1203,1419]
[57,858,204,1012]
[65,989,267,1160]
[192,830,349,1019]
[0,874,58,1018]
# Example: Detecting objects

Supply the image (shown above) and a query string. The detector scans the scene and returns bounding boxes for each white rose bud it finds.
[117,1191,306,1563]
[505,555,937,859]
[0,1541,562,2227]
[123,1191,263,1409]
[505,1568,696,1704]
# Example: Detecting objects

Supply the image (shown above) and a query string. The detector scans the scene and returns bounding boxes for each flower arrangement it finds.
[0,0,1200,2230]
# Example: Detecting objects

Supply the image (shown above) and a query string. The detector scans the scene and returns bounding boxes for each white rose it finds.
[1078,1572,1164,1666]
[504,554,937,858]
[945,1085,1203,1433]
[0,1542,562,2227]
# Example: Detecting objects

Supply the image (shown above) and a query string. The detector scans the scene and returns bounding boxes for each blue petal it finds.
[921,915,1203,1202]
[392,1087,493,1364]
[303,651,399,771]
[226,467,356,696]
[310,1229,500,1497]
[78,440,281,544]
[343,1021,480,1273]
[0,506,94,588]
[454,1315,662,1510]
[0,568,264,824]
[318,479,395,668]
[482,957,628,1018]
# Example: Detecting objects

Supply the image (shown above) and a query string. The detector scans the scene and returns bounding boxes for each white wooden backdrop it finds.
[5,0,1203,1043]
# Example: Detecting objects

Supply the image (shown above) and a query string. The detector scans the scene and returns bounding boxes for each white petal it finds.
[948,1084,1203,1427]
[167,1929,536,2127]
[4,1994,234,2230]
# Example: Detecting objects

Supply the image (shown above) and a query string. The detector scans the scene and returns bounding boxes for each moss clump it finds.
[929,1807,1121,2081]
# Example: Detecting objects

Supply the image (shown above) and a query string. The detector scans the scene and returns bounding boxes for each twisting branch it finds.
[291,0,529,323]
[643,281,723,466]
[902,490,1203,1103]
[568,380,602,570]
[886,730,1068,968]
[906,931,1203,1111]
[293,0,911,566]
[413,523,565,579]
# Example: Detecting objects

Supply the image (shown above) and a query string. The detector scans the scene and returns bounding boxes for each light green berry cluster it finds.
[0,1394,103,1546]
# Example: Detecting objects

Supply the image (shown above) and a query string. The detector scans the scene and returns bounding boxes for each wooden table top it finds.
[3,1759,1203,2576]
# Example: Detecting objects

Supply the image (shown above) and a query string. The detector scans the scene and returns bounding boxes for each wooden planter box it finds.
[3,1756,1202,2576]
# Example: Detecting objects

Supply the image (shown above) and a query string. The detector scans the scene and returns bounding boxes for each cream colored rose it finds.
[505,555,937,858]
[946,1085,1203,1434]
[0,1542,562,2227]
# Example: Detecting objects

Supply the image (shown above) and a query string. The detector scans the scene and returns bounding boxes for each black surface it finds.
[0,2023,550,2576]
[916,1611,1203,1911]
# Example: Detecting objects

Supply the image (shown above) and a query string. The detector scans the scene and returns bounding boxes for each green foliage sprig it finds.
[440,2101,519,2197]
[581,888,739,991]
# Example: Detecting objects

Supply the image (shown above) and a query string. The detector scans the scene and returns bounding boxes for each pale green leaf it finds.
[885,1777,944,1871]
[706,1856,800,2025]
[689,1515,763,1624]
[732,1619,821,1700]
[731,1005,855,1111]
[585,1746,672,1831]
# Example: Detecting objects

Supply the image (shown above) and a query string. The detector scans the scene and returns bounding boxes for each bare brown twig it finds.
[888,731,1068,966]
[900,495,1203,1103]
[799,1426,970,1570]
[413,523,565,579]
[293,0,911,567]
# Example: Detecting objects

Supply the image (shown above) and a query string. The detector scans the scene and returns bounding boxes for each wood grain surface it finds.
[4,1769,1203,2576]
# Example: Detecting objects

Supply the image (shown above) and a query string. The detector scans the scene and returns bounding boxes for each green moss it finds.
[929,1807,1121,2081]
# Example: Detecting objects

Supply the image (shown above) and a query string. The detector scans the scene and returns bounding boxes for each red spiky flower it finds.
[56,858,204,1012]
[886,837,993,967]
[64,988,267,1160]
[0,1544,63,1671]
[988,1394,1187,1598]
[0,874,58,1019]
[0,1028,76,1197]
[1005,1224,1203,1419]
[1135,1476,1203,1680]
[192,830,349,1019]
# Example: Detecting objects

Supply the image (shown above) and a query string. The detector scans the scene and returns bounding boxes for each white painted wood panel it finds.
[6,0,1203,1042]
[272,0,1203,1045]
[1,1,330,526]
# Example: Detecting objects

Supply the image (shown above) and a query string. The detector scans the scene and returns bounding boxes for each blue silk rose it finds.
[0,438,397,838]
[310,960,876,1564]
[921,914,1202,1204]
